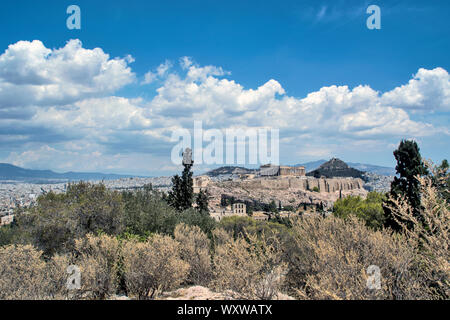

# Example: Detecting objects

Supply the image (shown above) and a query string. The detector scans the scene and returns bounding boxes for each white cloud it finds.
[145,63,444,140]
[0,43,448,173]
[142,60,172,84]
[33,96,151,132]
[0,39,135,108]
[381,67,450,111]
[180,56,193,69]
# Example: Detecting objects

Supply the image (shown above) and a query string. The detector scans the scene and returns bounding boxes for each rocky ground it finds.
[110,286,295,300]
[158,286,295,300]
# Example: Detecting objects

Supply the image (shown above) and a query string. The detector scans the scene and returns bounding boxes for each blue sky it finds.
[0,0,449,175]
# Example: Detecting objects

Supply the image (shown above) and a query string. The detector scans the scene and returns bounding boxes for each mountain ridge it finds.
[0,163,138,182]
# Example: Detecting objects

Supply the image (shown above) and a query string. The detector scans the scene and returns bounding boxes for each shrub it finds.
[122,234,189,299]
[287,215,425,300]
[72,234,121,299]
[174,223,212,286]
[211,229,288,299]
[175,208,217,237]
[0,224,17,247]
[218,216,290,240]
[385,172,449,299]
[0,244,58,299]
[45,253,73,299]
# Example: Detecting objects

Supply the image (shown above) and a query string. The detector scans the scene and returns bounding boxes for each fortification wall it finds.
[238,176,364,193]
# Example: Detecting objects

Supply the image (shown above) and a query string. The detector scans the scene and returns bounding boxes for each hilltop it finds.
[296,160,395,176]
[306,158,365,179]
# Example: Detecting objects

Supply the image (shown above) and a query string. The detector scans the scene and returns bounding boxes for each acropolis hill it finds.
[194,159,368,219]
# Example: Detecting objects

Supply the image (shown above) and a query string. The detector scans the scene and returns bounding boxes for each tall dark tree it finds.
[383,140,428,230]
[195,189,209,214]
[167,149,194,211]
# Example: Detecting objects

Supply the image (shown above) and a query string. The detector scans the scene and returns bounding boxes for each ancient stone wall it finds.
[279,166,306,176]
[238,176,364,193]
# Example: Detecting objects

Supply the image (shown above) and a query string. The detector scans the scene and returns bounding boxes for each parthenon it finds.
[259,164,306,177]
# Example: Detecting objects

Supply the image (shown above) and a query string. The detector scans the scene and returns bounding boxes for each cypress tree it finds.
[383,140,428,230]
[195,189,209,214]
[167,149,194,211]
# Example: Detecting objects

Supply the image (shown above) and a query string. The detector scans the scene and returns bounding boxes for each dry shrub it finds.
[385,171,449,299]
[174,223,212,285]
[211,227,232,247]
[0,244,55,299]
[211,228,288,300]
[72,233,121,299]
[288,215,426,300]
[122,234,189,299]
[44,253,73,299]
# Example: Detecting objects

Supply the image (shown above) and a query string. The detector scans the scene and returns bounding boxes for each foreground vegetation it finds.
[0,141,448,300]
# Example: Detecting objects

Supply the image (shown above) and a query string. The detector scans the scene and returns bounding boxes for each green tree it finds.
[167,161,194,211]
[267,200,278,213]
[13,182,125,256]
[121,186,179,237]
[383,140,428,231]
[195,189,209,214]
[333,192,387,230]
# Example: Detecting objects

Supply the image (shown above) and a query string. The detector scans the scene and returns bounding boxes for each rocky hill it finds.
[306,158,364,179]
[207,176,367,210]
[296,160,395,176]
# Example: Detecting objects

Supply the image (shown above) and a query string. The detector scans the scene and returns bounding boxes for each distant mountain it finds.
[346,162,396,176]
[306,158,365,179]
[0,163,135,182]
[295,160,395,176]
[205,166,257,177]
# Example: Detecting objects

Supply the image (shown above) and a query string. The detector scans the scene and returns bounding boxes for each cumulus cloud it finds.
[142,60,172,84]
[0,41,448,172]
[381,67,450,111]
[0,39,135,108]
[146,62,444,141]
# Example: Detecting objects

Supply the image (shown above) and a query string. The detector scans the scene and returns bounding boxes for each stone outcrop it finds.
[206,176,367,210]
